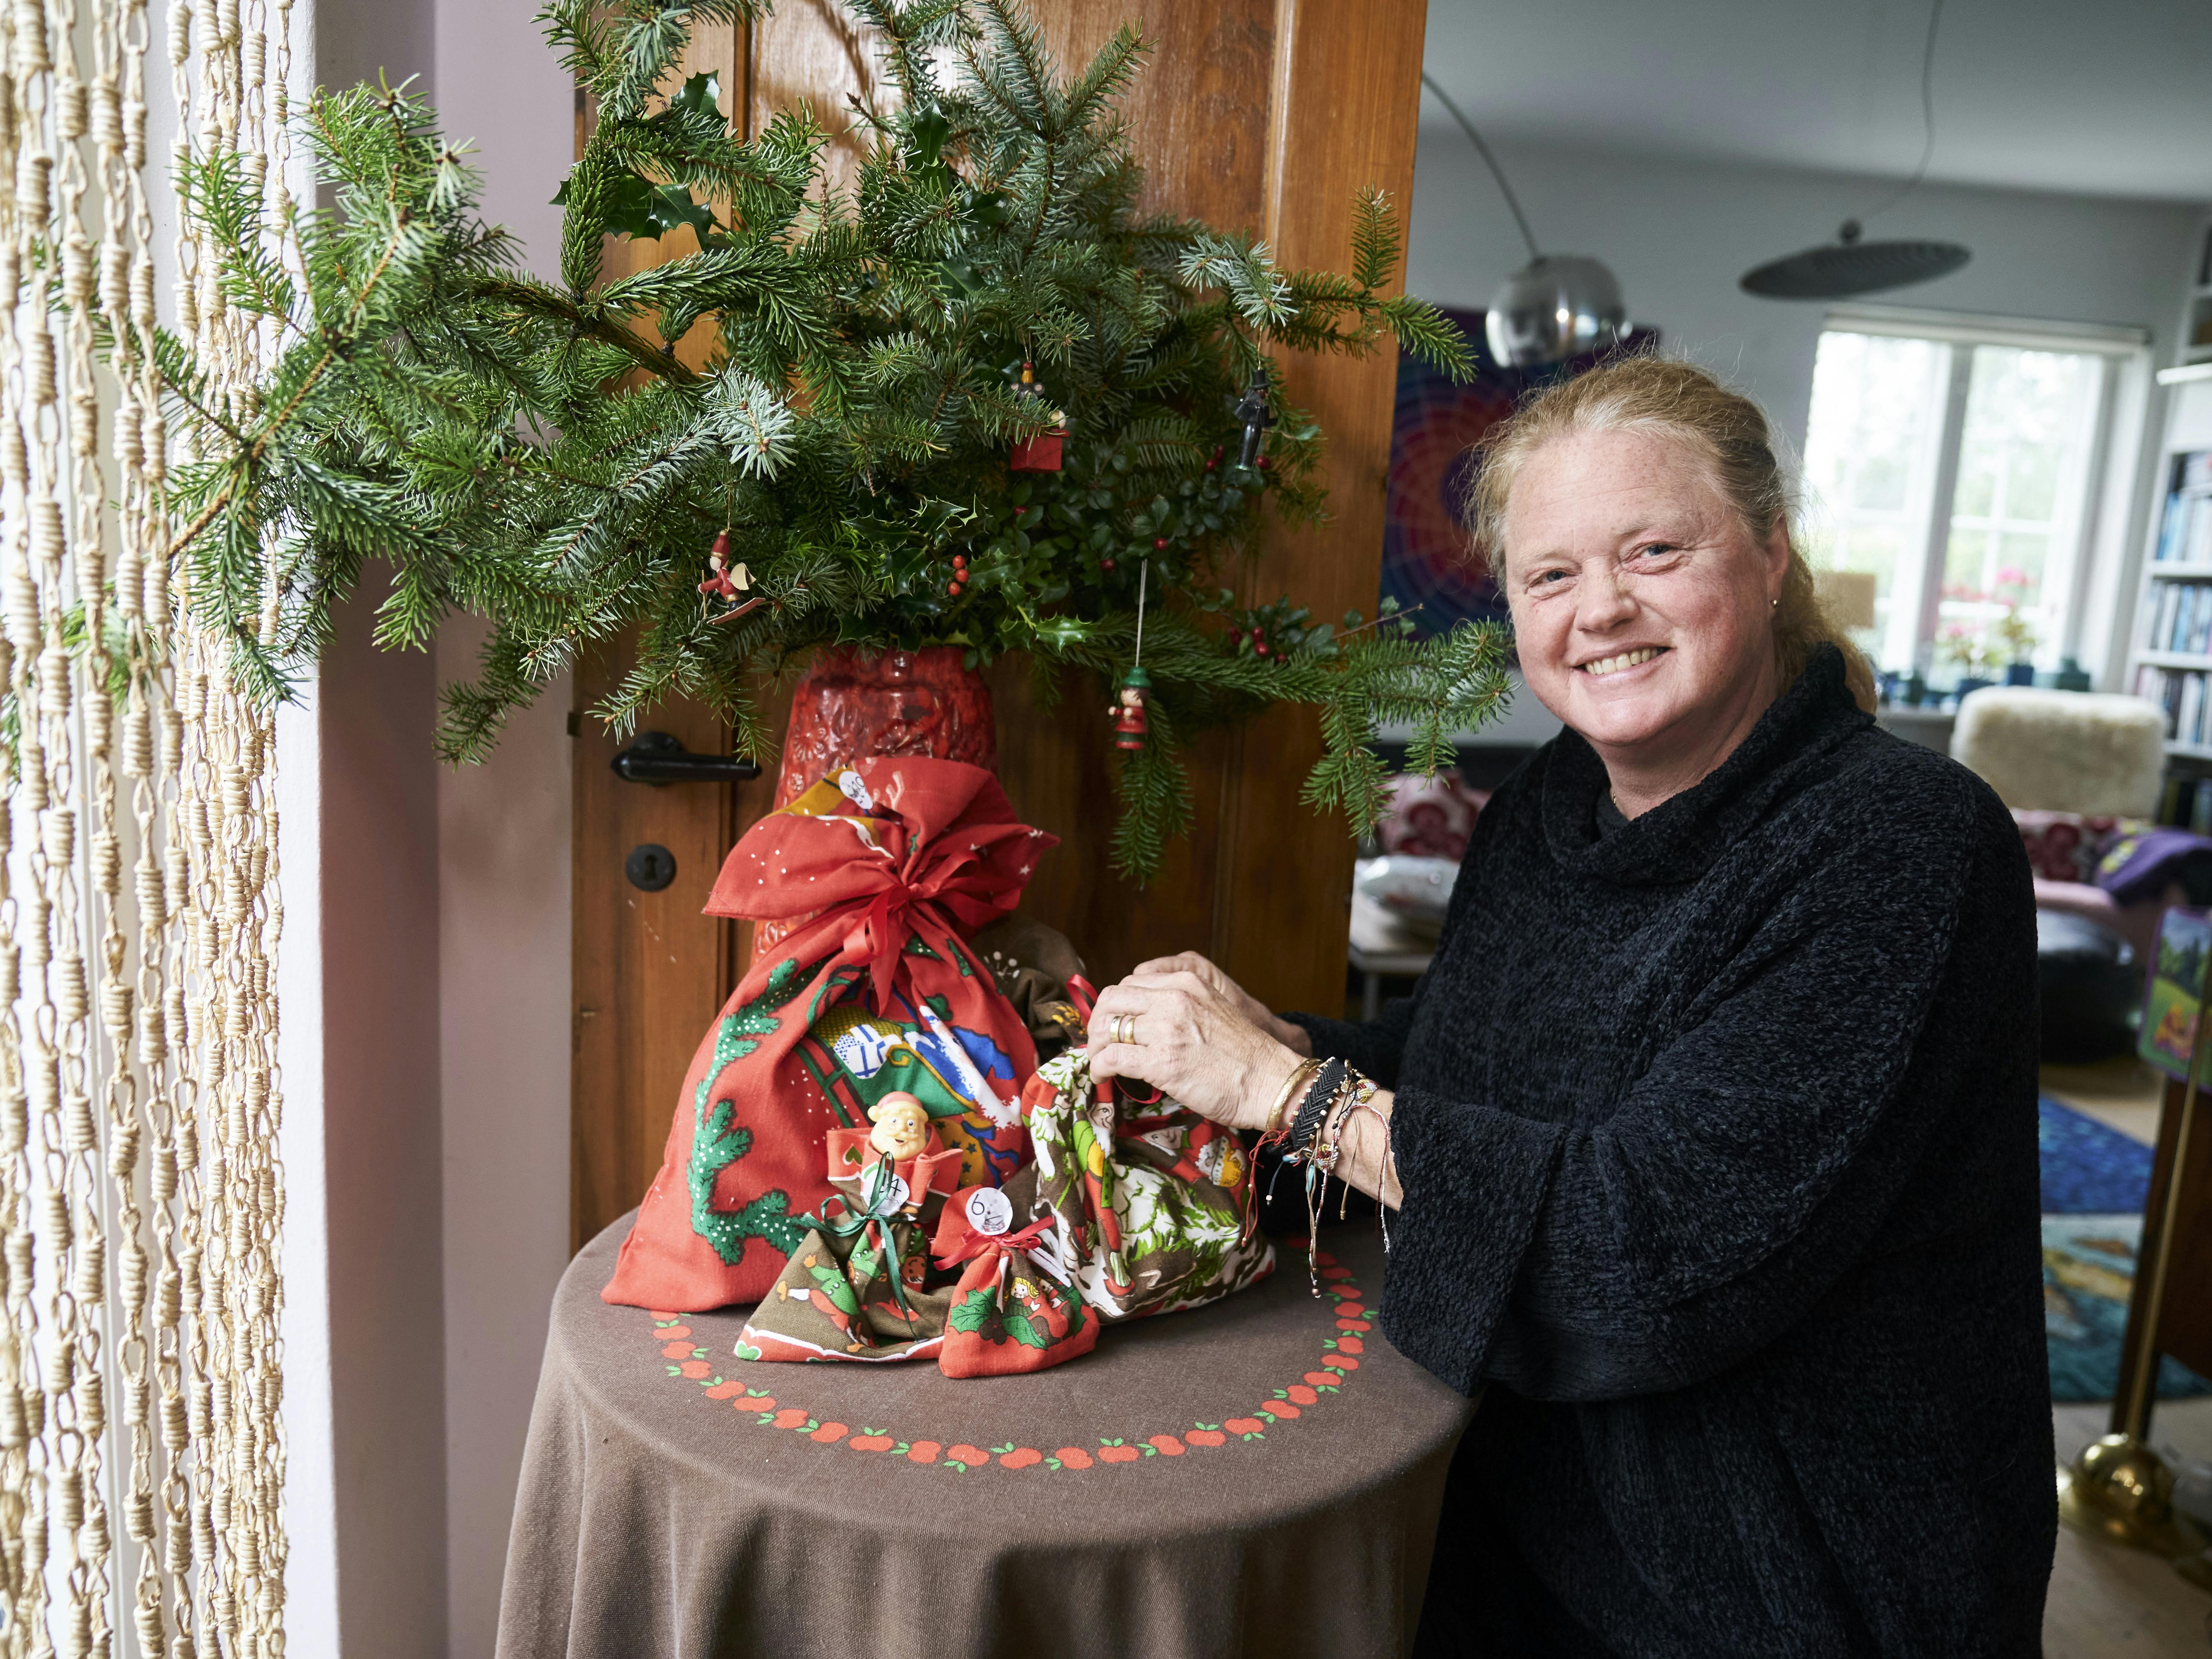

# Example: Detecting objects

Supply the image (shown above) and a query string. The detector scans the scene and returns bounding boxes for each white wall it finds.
[250,0,573,1652]
[1407,131,2205,456]
[1405,133,2207,684]
[429,5,576,1655]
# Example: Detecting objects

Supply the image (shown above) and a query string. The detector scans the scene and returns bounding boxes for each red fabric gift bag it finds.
[601,758,1056,1312]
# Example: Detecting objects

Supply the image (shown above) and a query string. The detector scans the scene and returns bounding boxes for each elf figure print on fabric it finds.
[815,1000,1028,1186]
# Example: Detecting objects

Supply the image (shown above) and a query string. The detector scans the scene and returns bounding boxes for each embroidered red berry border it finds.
[644,1247,1370,1473]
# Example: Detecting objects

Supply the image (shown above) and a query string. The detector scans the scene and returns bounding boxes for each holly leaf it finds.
[669,71,721,121]
[1002,1304,1051,1350]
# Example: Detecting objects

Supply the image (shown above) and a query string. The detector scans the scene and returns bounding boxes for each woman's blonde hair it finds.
[1467,353,1877,713]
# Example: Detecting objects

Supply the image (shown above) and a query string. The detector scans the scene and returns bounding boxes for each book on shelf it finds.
[2133,664,2212,743]
[2153,450,2212,564]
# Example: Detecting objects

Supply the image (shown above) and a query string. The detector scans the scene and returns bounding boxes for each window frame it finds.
[1808,303,2152,683]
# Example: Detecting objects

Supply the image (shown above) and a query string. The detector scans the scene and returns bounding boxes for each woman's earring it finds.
[1770,597,1779,609]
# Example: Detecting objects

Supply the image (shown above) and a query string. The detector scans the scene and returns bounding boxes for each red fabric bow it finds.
[705,757,1057,1013]
[932,1211,1055,1271]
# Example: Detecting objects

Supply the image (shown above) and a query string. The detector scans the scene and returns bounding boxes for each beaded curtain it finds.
[0,0,290,1649]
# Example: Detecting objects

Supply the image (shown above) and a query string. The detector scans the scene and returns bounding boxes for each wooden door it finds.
[572,0,1427,1249]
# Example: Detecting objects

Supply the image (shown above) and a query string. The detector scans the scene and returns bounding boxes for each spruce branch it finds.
[139,0,1505,882]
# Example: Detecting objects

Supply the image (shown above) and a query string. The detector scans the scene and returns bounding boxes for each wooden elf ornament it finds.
[698,527,767,625]
[1009,359,1066,472]
[1109,559,1151,750]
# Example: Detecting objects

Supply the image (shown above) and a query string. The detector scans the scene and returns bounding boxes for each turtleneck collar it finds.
[1538,645,1874,887]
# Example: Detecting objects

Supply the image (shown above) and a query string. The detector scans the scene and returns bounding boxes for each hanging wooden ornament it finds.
[1233,362,1275,469]
[1010,359,1067,472]
[1109,559,1151,750]
[699,528,767,625]
[1111,666,1151,750]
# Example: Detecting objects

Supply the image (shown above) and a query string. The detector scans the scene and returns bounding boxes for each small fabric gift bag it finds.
[932,1183,1098,1379]
[736,1158,958,1363]
[602,758,1053,1313]
[1018,1048,1273,1321]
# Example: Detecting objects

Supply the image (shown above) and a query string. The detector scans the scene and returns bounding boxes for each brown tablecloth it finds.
[495,1215,1470,1659]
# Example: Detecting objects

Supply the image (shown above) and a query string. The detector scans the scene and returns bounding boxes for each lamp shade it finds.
[1484,255,1628,368]
[1815,569,1879,633]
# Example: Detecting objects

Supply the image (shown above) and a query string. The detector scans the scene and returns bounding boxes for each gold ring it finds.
[1116,1013,1138,1046]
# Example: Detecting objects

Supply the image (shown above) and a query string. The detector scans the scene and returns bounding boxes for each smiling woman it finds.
[1468,355,1880,814]
[1083,356,2055,1656]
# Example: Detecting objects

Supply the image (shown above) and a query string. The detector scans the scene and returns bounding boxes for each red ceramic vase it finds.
[754,647,996,955]
[771,645,997,808]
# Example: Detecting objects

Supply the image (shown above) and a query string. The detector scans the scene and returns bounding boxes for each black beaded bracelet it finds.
[1284,1057,1347,1158]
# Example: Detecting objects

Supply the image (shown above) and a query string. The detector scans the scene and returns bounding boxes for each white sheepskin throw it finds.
[1948,688,2166,817]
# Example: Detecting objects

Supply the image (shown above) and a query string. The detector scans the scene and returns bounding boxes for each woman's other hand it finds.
[1127,951,1315,1056]
[1086,967,1306,1131]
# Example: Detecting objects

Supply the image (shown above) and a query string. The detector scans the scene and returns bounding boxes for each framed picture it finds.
[2140,906,2212,1081]
[1380,308,1657,640]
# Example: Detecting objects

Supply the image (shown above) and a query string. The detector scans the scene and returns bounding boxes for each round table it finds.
[495,1215,1471,1659]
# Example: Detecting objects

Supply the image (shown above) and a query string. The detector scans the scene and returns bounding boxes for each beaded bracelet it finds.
[1336,1091,1395,1253]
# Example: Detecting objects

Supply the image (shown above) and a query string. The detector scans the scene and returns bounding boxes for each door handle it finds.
[610,731,762,786]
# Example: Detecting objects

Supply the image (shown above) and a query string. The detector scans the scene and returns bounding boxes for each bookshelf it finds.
[2124,214,2212,780]
[2129,448,2212,747]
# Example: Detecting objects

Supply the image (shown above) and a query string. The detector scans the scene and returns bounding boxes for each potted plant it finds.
[151,0,1510,878]
[1940,621,1996,702]
[1988,567,2039,686]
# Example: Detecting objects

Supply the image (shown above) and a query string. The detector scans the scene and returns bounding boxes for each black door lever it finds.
[610,731,762,786]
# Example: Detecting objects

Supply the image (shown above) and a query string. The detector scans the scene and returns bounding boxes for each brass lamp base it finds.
[2058,1434,2209,1559]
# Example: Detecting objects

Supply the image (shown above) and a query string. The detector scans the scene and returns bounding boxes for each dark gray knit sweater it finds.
[1292,647,2054,1657]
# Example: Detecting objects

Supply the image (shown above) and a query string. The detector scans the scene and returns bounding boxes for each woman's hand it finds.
[1127,952,1315,1056]
[1085,966,1307,1131]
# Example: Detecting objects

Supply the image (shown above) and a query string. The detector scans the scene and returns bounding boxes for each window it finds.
[1799,309,2143,687]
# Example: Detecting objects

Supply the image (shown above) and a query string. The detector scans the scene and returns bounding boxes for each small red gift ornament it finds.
[1008,360,1065,472]
[932,1186,1097,1379]
[1108,665,1150,752]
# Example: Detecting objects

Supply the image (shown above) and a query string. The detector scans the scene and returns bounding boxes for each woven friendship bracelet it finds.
[1285,1057,1347,1158]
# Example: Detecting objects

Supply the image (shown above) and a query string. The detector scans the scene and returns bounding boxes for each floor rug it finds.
[2043,1213,2212,1402]
[2039,1096,2154,1215]
[2038,1098,2209,1401]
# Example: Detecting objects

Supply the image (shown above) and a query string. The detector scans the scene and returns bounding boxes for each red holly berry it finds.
[1256,456,1271,470]
[1101,559,1115,571]
[1255,642,1270,658]
[1153,537,1167,550]
[947,581,962,596]
[952,554,968,569]
[1097,1444,1142,1464]
[1013,506,1027,517]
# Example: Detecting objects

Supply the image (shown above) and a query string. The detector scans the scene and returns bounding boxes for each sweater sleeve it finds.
[1382,775,2029,1400]
[1282,985,1422,1088]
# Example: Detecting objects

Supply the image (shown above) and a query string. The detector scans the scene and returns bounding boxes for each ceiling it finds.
[1420,0,2212,204]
